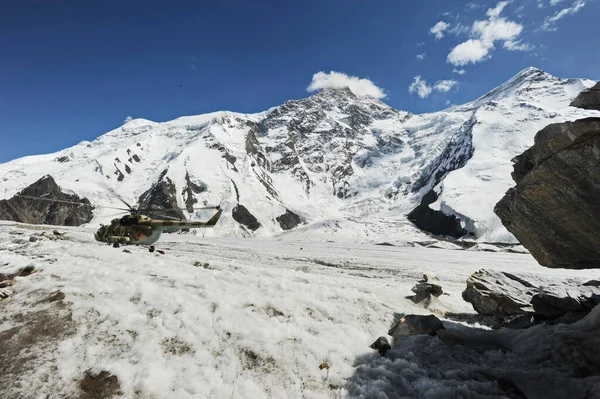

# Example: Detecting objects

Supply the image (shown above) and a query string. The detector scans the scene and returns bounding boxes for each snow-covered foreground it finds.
[1,222,598,398]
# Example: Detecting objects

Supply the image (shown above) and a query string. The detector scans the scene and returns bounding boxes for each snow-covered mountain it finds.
[0,67,597,241]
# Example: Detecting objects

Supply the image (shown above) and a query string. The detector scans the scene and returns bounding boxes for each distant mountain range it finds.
[0,67,597,242]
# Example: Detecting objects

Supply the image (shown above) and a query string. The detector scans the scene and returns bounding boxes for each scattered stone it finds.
[0,288,12,299]
[79,369,122,399]
[53,230,65,236]
[29,236,38,242]
[319,362,329,370]
[122,249,132,254]
[369,336,391,356]
[0,279,16,288]
[47,291,65,302]
[411,282,444,303]
[388,314,445,345]
[17,265,36,277]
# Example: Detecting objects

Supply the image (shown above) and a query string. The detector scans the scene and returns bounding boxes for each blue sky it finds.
[1,0,598,163]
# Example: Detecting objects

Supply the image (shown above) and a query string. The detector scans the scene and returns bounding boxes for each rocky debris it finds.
[410,275,444,303]
[79,369,122,399]
[388,314,445,345]
[0,280,16,288]
[232,204,261,231]
[369,336,391,356]
[0,288,12,299]
[182,171,207,212]
[570,82,600,110]
[408,189,469,239]
[463,269,600,325]
[495,117,600,269]
[0,175,93,226]
[275,209,302,230]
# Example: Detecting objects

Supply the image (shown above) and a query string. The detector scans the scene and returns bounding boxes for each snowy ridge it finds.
[0,68,597,241]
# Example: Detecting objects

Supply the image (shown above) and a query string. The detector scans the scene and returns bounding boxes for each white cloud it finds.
[550,0,566,5]
[542,0,586,30]
[504,40,534,51]
[416,41,426,47]
[447,1,532,66]
[448,39,491,66]
[307,71,386,98]
[434,80,459,92]
[416,53,426,60]
[486,1,510,18]
[409,76,433,98]
[124,116,133,124]
[409,76,459,98]
[430,21,450,39]
[453,68,467,75]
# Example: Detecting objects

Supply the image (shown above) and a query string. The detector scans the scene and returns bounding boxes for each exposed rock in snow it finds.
[0,176,93,226]
[495,117,600,268]
[462,269,600,326]
[463,269,535,316]
[570,82,600,110]
[232,204,261,231]
[407,189,468,238]
[388,314,445,345]
[275,209,302,231]
[1,68,596,241]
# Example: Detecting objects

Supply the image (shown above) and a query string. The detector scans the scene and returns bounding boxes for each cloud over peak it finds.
[409,76,459,98]
[307,71,386,99]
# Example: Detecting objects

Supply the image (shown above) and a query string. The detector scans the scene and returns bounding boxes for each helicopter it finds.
[15,194,222,252]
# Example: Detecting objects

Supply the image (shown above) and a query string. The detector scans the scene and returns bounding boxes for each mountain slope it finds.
[0,67,597,242]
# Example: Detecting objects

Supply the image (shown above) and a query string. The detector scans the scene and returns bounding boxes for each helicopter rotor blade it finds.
[135,205,221,212]
[14,194,131,212]
[102,186,136,212]
[145,212,183,221]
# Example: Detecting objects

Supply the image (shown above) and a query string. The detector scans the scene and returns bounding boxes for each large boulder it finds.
[494,117,600,268]
[570,82,600,111]
[0,175,93,225]
[463,269,600,322]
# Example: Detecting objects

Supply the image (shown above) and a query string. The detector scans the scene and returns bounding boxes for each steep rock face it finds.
[495,118,600,268]
[275,209,302,231]
[0,175,92,225]
[137,170,185,219]
[407,189,468,238]
[232,204,261,231]
[570,82,600,110]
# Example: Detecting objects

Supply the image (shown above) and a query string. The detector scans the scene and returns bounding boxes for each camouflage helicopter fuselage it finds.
[94,210,222,248]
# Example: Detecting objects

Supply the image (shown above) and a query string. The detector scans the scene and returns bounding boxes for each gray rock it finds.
[275,209,302,231]
[463,269,600,322]
[29,236,38,242]
[369,336,391,356]
[388,314,445,345]
[494,117,600,269]
[462,270,535,316]
[0,175,93,226]
[569,82,600,111]
[411,282,443,303]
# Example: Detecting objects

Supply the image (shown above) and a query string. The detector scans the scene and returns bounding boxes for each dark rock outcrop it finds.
[0,175,93,225]
[570,82,600,110]
[275,209,302,230]
[494,117,600,268]
[388,314,445,345]
[232,204,261,231]
[407,189,469,238]
[137,169,185,219]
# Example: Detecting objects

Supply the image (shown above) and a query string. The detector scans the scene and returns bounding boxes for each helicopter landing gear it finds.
[149,246,156,253]
[113,242,120,248]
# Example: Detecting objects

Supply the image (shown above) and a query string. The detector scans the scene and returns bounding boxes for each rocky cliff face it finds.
[570,82,600,110]
[495,109,600,267]
[0,175,93,225]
